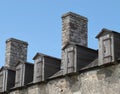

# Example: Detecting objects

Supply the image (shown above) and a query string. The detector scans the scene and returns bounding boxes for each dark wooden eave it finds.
[33,52,61,61]
[15,60,33,67]
[0,66,15,72]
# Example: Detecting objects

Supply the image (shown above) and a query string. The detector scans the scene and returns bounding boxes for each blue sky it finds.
[0,0,120,67]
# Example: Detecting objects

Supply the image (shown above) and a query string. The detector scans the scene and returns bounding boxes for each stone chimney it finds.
[62,12,88,49]
[5,38,28,70]
[61,12,88,72]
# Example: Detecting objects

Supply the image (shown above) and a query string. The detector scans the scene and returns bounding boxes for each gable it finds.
[62,43,76,50]
[33,53,45,60]
[96,28,112,38]
[15,60,25,67]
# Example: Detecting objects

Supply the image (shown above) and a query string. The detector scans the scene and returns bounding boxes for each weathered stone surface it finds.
[9,90,20,94]
[5,63,120,94]
[62,12,88,49]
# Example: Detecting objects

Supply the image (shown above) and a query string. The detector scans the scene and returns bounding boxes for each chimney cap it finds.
[6,38,28,45]
[62,11,88,21]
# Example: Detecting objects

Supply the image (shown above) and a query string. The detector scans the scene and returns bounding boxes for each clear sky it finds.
[0,0,120,67]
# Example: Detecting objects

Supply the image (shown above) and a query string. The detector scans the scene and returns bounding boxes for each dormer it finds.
[0,67,15,93]
[33,53,61,83]
[96,28,120,65]
[15,60,34,87]
[62,44,98,75]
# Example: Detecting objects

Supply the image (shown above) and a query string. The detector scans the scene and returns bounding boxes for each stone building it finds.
[0,12,120,94]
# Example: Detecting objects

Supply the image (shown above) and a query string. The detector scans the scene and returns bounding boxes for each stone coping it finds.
[6,38,28,45]
[62,11,88,21]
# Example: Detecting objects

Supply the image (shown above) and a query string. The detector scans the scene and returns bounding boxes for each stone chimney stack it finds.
[5,38,28,70]
[61,12,88,72]
[62,12,88,49]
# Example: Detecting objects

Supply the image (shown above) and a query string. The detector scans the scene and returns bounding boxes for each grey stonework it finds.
[5,38,28,70]
[62,12,88,49]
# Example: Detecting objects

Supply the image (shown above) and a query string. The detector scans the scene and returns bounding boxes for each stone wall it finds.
[7,63,120,94]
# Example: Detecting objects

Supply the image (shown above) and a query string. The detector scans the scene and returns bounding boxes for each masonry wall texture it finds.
[0,12,120,94]
[8,63,120,94]
[61,12,88,48]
